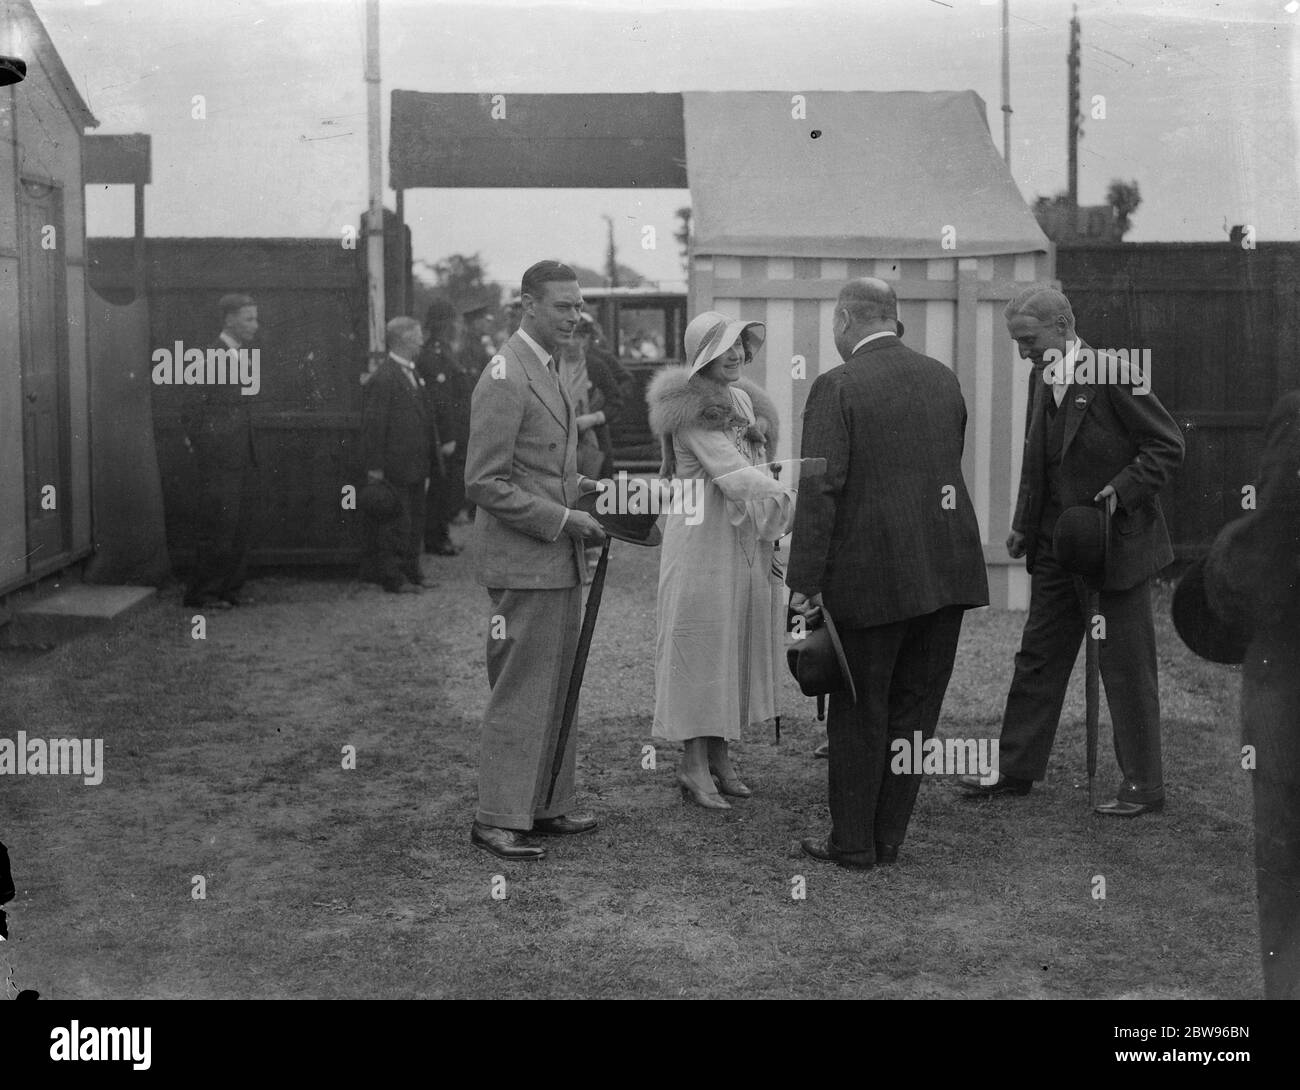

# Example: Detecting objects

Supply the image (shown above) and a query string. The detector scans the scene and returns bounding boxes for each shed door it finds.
[18,177,71,570]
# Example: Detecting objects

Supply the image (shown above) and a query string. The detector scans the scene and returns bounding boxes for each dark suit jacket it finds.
[180,338,258,472]
[584,351,626,467]
[1014,342,1185,590]
[787,335,989,629]
[416,339,472,453]
[361,356,432,486]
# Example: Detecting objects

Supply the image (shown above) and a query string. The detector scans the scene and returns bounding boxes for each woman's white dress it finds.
[652,385,796,741]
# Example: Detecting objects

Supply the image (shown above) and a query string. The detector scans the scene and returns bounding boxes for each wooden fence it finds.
[1056,242,1300,560]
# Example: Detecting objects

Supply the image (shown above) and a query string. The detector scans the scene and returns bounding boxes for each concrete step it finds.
[1,585,157,649]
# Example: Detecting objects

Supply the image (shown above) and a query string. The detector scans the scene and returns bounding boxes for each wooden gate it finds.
[1057,242,1300,559]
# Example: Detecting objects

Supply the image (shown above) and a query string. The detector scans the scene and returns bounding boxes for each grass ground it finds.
[0,527,1260,999]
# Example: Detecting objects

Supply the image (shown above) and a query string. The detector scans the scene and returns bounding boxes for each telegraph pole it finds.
[365,0,385,367]
[1067,3,1081,212]
[1001,0,1012,168]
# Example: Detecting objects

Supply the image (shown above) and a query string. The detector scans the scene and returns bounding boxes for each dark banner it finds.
[388,91,687,190]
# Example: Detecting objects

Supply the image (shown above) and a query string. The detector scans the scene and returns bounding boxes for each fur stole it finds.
[645,365,779,478]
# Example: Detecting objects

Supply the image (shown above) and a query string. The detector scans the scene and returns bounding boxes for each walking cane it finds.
[545,537,611,809]
[1085,584,1100,810]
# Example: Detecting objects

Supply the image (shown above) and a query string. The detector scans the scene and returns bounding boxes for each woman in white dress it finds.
[646,311,797,809]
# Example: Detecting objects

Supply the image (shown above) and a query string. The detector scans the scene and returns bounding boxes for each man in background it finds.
[961,287,1184,816]
[416,299,465,556]
[359,316,438,594]
[182,293,262,609]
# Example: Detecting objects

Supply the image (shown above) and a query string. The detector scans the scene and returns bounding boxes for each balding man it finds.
[788,278,989,868]
[359,316,438,593]
[960,287,1184,815]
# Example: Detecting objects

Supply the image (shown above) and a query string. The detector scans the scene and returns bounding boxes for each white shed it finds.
[0,0,98,595]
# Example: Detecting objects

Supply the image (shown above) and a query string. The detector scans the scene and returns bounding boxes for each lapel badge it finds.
[1073,394,1088,410]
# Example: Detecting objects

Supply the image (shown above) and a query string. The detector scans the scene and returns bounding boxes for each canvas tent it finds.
[684,91,1052,608]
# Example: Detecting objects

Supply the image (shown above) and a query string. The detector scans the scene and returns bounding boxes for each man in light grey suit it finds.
[464,261,607,861]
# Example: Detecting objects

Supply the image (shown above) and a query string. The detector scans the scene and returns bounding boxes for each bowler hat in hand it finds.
[1054,503,1111,588]
[573,487,663,547]
[786,606,857,712]
[359,479,402,523]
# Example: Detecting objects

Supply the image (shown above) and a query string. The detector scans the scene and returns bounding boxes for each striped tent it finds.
[684,90,1052,609]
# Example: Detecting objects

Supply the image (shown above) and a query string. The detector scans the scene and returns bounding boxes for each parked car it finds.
[579,287,687,470]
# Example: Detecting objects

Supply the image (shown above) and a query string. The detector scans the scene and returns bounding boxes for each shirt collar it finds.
[1049,339,1080,387]
[850,330,896,356]
[516,326,553,369]
[389,351,415,368]
[219,331,242,351]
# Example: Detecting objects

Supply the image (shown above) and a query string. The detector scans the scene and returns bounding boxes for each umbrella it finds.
[1053,501,1111,811]
[1085,585,1100,809]
[544,493,661,808]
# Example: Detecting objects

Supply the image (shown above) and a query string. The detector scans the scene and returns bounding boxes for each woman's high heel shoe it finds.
[709,767,752,798]
[679,777,731,810]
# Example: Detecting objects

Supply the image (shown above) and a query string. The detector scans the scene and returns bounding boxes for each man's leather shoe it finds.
[813,741,829,759]
[531,812,598,836]
[800,836,874,870]
[875,842,899,865]
[471,821,546,860]
[958,772,1032,797]
[1094,797,1164,817]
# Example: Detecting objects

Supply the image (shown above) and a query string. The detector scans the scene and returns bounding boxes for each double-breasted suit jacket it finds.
[464,332,589,589]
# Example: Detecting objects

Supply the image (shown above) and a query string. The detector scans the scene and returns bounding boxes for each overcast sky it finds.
[29,0,1300,292]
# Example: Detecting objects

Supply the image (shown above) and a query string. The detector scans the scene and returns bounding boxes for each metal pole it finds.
[365,0,385,365]
[395,186,406,316]
[132,181,146,301]
[1001,0,1012,168]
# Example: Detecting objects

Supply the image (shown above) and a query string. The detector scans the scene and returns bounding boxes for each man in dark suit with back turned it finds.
[359,316,438,594]
[960,287,1184,815]
[464,261,606,861]
[183,293,261,609]
[788,278,990,869]
[1179,390,1300,997]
